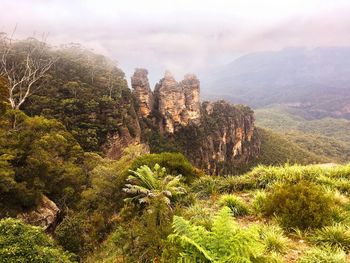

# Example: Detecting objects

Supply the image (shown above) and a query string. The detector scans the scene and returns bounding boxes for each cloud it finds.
[1,0,350,84]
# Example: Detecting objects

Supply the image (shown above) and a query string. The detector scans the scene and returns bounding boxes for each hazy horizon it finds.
[2,0,350,85]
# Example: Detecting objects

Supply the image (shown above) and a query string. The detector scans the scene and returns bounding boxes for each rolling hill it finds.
[202,47,350,119]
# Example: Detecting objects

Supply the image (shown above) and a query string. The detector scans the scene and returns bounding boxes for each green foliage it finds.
[181,204,213,230]
[168,207,272,262]
[76,145,148,252]
[0,110,85,214]
[309,224,350,252]
[191,176,221,198]
[117,198,174,262]
[55,214,86,255]
[263,180,335,229]
[130,152,202,183]
[124,164,187,207]
[258,225,289,254]
[0,218,76,262]
[146,130,181,153]
[218,194,249,216]
[253,128,326,166]
[251,190,267,214]
[233,163,350,193]
[298,246,346,263]
[20,42,138,152]
[256,105,350,163]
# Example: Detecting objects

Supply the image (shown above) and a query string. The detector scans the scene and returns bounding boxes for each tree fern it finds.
[123,164,186,207]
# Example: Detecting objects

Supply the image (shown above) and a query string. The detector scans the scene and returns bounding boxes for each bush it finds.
[263,180,335,229]
[252,190,267,214]
[217,175,256,193]
[309,224,350,252]
[191,176,221,198]
[218,194,249,216]
[259,225,289,254]
[55,214,86,255]
[129,152,202,183]
[0,218,76,262]
[298,246,346,263]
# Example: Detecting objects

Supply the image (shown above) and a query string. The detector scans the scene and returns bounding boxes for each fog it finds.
[1,0,350,85]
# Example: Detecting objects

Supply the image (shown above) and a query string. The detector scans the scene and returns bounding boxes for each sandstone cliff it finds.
[131,68,154,117]
[153,71,201,133]
[131,69,261,174]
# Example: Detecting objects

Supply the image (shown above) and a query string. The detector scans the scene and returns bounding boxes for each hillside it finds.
[255,105,350,163]
[202,47,350,119]
[254,128,328,165]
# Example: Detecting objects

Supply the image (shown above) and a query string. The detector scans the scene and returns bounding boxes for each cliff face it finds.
[131,69,261,174]
[131,68,154,117]
[153,71,201,133]
[198,101,260,173]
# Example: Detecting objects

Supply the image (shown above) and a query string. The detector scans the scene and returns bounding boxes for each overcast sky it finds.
[1,0,350,85]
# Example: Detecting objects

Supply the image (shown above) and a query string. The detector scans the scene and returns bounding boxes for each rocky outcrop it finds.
[133,70,201,133]
[17,196,60,232]
[104,126,140,159]
[198,101,260,173]
[131,69,154,117]
[131,68,261,174]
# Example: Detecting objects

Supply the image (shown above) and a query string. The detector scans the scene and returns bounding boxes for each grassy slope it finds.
[255,128,328,166]
[255,105,350,163]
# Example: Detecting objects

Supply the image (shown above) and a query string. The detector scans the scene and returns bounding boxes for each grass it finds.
[298,246,347,263]
[218,194,249,216]
[255,105,350,163]
[309,224,350,252]
[259,225,289,254]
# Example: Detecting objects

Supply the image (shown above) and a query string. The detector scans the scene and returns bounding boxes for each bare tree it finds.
[0,34,57,109]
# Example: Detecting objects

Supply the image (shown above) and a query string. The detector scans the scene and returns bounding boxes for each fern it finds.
[168,207,265,262]
[123,164,186,206]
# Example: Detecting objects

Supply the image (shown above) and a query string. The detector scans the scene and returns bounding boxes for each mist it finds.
[2,0,350,85]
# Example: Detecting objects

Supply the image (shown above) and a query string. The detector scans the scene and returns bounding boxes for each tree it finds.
[0,110,85,214]
[0,218,76,262]
[0,34,57,109]
[123,164,186,207]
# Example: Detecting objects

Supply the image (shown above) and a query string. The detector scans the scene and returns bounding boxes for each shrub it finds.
[217,175,256,193]
[309,224,350,252]
[182,204,213,229]
[298,246,346,263]
[129,152,202,183]
[218,194,249,216]
[252,190,267,214]
[259,225,289,254]
[55,214,86,255]
[191,176,221,198]
[0,218,76,262]
[263,180,335,229]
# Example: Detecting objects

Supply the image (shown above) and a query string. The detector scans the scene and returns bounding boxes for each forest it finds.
[1,36,350,263]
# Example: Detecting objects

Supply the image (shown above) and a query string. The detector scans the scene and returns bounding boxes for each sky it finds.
[1,0,350,85]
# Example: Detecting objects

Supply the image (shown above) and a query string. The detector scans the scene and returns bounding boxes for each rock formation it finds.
[131,68,154,117]
[17,196,60,232]
[131,68,261,174]
[153,71,201,133]
[198,101,260,173]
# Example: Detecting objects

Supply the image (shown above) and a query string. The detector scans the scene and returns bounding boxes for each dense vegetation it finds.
[3,39,139,153]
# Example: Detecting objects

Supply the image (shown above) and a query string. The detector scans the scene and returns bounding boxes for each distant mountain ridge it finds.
[202,47,350,119]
